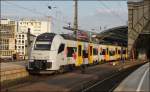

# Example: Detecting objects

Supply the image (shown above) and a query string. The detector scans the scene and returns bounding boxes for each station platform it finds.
[0,61,28,82]
[114,62,149,92]
[1,61,26,70]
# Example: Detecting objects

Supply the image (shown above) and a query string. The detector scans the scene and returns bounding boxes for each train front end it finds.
[27,33,57,74]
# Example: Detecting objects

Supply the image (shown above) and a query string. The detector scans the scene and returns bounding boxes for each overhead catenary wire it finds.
[98,1,127,24]
[4,1,69,24]
[101,1,125,22]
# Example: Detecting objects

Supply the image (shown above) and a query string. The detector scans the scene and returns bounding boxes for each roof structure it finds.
[63,26,128,46]
[97,26,128,46]
[128,0,143,3]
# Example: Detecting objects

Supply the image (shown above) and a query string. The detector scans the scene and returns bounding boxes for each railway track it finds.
[1,61,146,92]
[1,73,57,91]
[81,62,145,92]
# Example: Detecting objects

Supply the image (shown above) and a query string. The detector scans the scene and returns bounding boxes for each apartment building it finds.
[0,19,16,59]
[16,19,51,59]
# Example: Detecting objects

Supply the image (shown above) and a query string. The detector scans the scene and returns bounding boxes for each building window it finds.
[19,35,21,39]
[15,39,17,44]
[19,40,21,43]
[22,35,24,38]
[22,46,24,49]
[22,40,24,43]
[34,30,40,31]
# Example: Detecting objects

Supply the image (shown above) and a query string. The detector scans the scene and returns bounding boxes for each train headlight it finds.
[44,56,49,59]
[29,59,34,62]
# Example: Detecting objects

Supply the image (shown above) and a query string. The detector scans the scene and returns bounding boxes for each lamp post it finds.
[27,28,31,60]
[48,6,62,34]
[48,6,52,32]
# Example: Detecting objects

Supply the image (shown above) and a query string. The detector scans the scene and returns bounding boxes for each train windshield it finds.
[34,33,55,50]
[34,41,51,50]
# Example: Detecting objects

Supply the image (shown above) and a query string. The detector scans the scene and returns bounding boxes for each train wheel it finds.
[55,70,59,74]
[95,60,99,65]
[69,64,75,71]
[59,66,65,73]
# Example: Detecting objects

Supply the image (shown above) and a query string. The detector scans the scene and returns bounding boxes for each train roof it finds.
[36,33,56,41]
[60,34,93,43]
[60,34,76,40]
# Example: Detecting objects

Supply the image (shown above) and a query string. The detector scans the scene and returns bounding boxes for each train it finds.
[27,33,128,73]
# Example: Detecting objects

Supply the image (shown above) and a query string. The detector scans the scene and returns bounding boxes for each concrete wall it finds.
[0,62,29,82]
[0,19,17,59]
[0,68,29,82]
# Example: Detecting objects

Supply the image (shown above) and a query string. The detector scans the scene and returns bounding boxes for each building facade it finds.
[16,19,51,59]
[0,19,16,59]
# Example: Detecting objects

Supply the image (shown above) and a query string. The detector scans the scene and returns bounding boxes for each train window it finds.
[34,41,51,50]
[93,48,98,55]
[109,50,115,56]
[102,49,106,55]
[58,44,65,53]
[118,50,121,54]
[90,46,92,56]
[99,48,102,55]
[100,51,102,55]
[67,47,76,57]
[36,33,55,42]
[34,44,51,50]
[123,50,126,54]
[83,50,88,58]
[115,48,117,54]
[106,48,109,55]
[78,45,82,56]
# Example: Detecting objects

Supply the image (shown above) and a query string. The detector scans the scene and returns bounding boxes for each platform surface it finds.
[114,62,150,92]
[0,61,26,71]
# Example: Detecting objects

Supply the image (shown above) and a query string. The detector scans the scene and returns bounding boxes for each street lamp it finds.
[48,6,52,9]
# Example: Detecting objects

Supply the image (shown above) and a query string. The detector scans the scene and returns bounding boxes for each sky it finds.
[1,1,128,34]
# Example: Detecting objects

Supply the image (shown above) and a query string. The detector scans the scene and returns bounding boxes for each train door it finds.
[88,43,93,64]
[116,46,121,60]
[106,47,109,61]
[93,45,99,64]
[109,46,115,61]
[118,47,121,60]
[83,42,88,65]
[76,42,83,66]
[99,46,103,62]
[115,47,118,60]
[100,45,107,62]
[122,47,125,60]
[126,48,128,59]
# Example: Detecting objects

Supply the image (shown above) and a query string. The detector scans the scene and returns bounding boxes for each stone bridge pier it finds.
[128,0,150,60]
